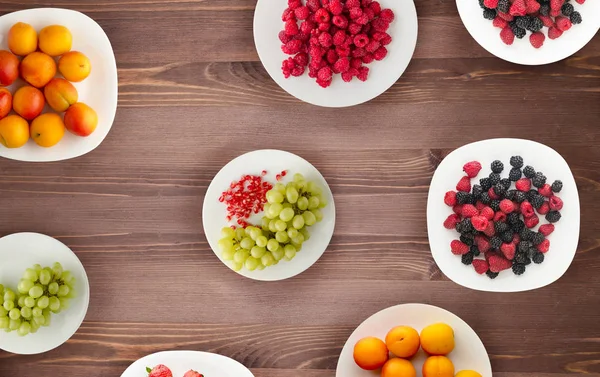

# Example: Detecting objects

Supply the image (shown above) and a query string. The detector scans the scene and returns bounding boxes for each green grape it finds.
[58,285,70,297]
[18,279,34,294]
[30,320,39,333]
[249,228,262,241]
[266,190,284,204]
[267,203,283,218]
[32,307,42,317]
[275,231,289,243]
[222,248,235,261]
[4,290,16,302]
[292,233,305,244]
[312,209,324,222]
[23,268,38,282]
[261,217,270,230]
[235,227,246,241]
[21,307,32,319]
[302,211,317,226]
[286,185,299,203]
[240,237,255,250]
[245,257,259,271]
[0,307,6,317]
[61,271,74,285]
[221,227,235,239]
[292,215,305,229]
[300,228,311,241]
[42,309,51,327]
[282,202,293,209]
[261,252,275,267]
[318,197,328,208]
[250,246,266,259]
[48,297,60,312]
[273,183,286,194]
[29,285,44,299]
[279,207,295,222]
[256,262,265,271]
[297,196,309,210]
[3,301,14,311]
[256,236,268,248]
[267,239,280,252]
[59,298,70,311]
[0,284,3,295]
[218,238,234,252]
[48,282,59,295]
[293,173,305,182]
[52,262,63,280]
[284,244,297,260]
[244,226,254,236]
[263,202,271,215]
[231,262,243,272]
[37,296,49,309]
[24,297,36,308]
[274,220,287,232]
[306,181,322,195]
[233,250,250,264]
[17,321,31,337]
[9,308,20,320]
[271,248,284,261]
[9,318,21,331]
[33,315,45,326]
[17,295,26,308]
[39,268,52,285]
[32,264,43,274]
[268,220,278,233]
[308,196,320,210]
[0,316,8,329]
[287,228,299,238]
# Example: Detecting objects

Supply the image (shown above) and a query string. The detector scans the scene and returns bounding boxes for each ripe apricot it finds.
[455,371,482,377]
[422,356,454,377]
[353,337,389,371]
[45,78,78,112]
[64,102,98,137]
[13,86,45,120]
[0,50,20,86]
[39,25,72,56]
[21,52,57,88]
[381,358,417,377]
[8,22,38,56]
[0,115,29,148]
[420,323,455,356]
[30,113,65,147]
[58,51,91,82]
[0,88,12,119]
[385,326,420,358]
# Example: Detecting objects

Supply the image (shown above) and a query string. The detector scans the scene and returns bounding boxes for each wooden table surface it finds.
[0,1,599,376]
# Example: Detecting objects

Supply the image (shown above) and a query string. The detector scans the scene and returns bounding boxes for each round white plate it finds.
[120,350,255,377]
[457,0,600,65]
[0,8,118,162]
[203,149,336,281]
[253,0,418,107]
[0,232,90,354]
[427,138,580,292]
[336,303,492,377]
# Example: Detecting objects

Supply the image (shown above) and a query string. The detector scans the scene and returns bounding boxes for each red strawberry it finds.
[147,365,173,377]
[529,32,545,49]
[471,216,489,231]
[548,26,563,39]
[483,220,496,237]
[476,235,491,252]
[536,239,550,253]
[550,0,564,10]
[538,184,553,197]
[472,259,489,274]
[509,0,527,16]
[493,16,508,29]
[456,176,471,192]
[500,26,515,45]
[480,206,495,220]
[443,214,461,229]
[451,240,470,255]
[493,211,507,223]
[525,215,540,229]
[444,191,457,206]
[484,0,499,8]
[453,204,463,215]
[537,201,550,215]
[549,196,563,210]
[512,233,521,245]
[525,0,540,13]
[475,201,486,211]
[461,204,479,218]
[556,16,572,31]
[500,242,516,260]
[520,201,535,218]
[499,199,515,214]
[489,255,512,272]
[183,371,204,377]
[463,161,482,178]
[539,15,554,27]
[539,224,555,236]
[515,178,531,192]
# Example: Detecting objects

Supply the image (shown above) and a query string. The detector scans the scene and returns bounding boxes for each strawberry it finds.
[539,224,555,236]
[529,32,545,49]
[536,238,550,253]
[500,242,516,260]
[515,178,531,192]
[489,255,512,272]
[451,240,470,255]
[471,216,489,232]
[537,201,550,215]
[444,191,457,206]
[480,206,495,220]
[493,17,509,29]
[548,26,563,39]
[443,214,461,229]
[520,201,535,218]
[483,220,496,237]
[476,235,491,252]
[453,204,463,215]
[488,187,500,200]
[499,199,515,214]
[493,211,507,223]
[500,26,515,45]
[183,371,204,377]
[472,259,489,274]
[509,0,527,16]
[538,184,553,197]
[549,196,563,210]
[463,161,482,178]
[525,0,540,13]
[147,365,173,377]
[461,204,479,218]
[525,215,539,229]
[456,176,471,192]
[556,16,572,31]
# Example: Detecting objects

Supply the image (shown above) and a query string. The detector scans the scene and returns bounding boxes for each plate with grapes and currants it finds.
[203,149,336,281]
[0,232,90,354]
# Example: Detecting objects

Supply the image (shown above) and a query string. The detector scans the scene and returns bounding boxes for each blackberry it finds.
[515,16,532,30]
[455,222,465,234]
[532,232,545,246]
[456,191,470,204]
[497,0,510,13]
[486,270,499,279]
[491,160,504,174]
[527,247,538,259]
[523,255,532,265]
[501,230,514,243]
[546,210,562,223]
[490,236,502,250]
[493,183,506,197]
[483,8,496,19]
[478,0,485,8]
[570,11,582,24]
[505,189,517,201]
[511,220,525,233]
[509,168,522,181]
[480,177,492,191]
[527,17,543,32]
[510,156,523,168]
[490,200,500,212]
[472,184,483,199]
[514,191,527,203]
[507,212,520,224]
[470,245,480,256]
[461,252,474,265]
[480,192,491,205]
[540,3,550,16]
[518,241,531,253]
[514,252,529,264]
[520,228,534,241]
[523,165,536,178]
[532,172,547,188]
[561,3,574,16]
[512,263,526,275]
[460,234,474,246]
[527,189,539,201]
[460,218,474,233]
[500,178,511,190]
[530,194,545,209]
[551,180,563,193]
[513,25,526,39]
[495,221,509,234]
[488,173,501,185]
[532,252,545,264]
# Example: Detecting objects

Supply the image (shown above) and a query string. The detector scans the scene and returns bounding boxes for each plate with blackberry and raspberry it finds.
[457,0,600,65]
[427,139,580,292]
[253,0,418,107]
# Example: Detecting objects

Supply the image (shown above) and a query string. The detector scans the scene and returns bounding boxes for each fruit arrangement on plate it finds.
[0,21,97,149]
[147,365,203,377]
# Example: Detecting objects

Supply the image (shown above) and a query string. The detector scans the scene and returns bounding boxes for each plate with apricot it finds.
[0,8,117,162]
[336,303,492,377]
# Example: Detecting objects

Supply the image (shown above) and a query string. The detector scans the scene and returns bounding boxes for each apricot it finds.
[39,25,72,56]
[30,113,65,147]
[455,371,482,377]
[381,358,417,377]
[21,52,57,88]
[386,326,421,359]
[420,323,455,356]
[422,356,454,377]
[13,86,45,120]
[44,78,78,112]
[0,88,12,119]
[58,51,91,82]
[353,337,389,371]
[8,22,38,56]
[0,115,29,148]
[64,102,98,137]
[0,50,20,86]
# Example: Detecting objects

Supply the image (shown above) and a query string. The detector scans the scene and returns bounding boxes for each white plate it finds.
[336,303,492,377]
[203,149,336,281]
[427,138,580,292]
[0,232,90,354]
[0,8,118,162]
[253,0,418,107]
[121,350,255,377]
[457,0,600,65]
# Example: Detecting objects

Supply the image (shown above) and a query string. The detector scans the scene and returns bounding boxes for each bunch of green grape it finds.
[218,173,327,272]
[0,262,76,336]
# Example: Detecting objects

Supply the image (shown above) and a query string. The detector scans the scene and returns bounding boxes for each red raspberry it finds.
[453,204,463,215]
[529,32,545,49]
[356,14,370,25]
[288,0,302,9]
[333,57,350,73]
[371,18,390,32]
[315,8,331,23]
[293,52,309,66]
[512,201,520,214]
[493,16,508,28]
[335,45,351,57]
[539,15,554,27]
[488,187,500,200]
[509,0,527,16]
[549,196,563,210]
[316,78,331,88]
[362,53,375,64]
[499,199,515,214]
[317,66,333,81]
[480,206,494,220]
[332,15,349,29]
[500,26,515,45]
[471,216,489,232]
[282,39,303,54]
[512,233,520,245]
[296,32,310,41]
[443,214,461,229]
[341,71,353,82]
[306,0,321,12]
[476,235,491,252]
[379,8,395,22]
[348,22,363,35]
[524,215,539,229]
[475,201,486,211]
[493,211,506,223]
[484,0,499,8]
[379,33,392,46]
[373,46,387,61]
[309,45,324,59]
[282,8,296,21]
[300,20,314,34]
[515,178,531,192]
[279,30,292,44]
[329,0,344,15]
[537,201,550,215]
[548,26,563,39]
[308,67,319,78]
[539,224,555,236]
[525,0,540,13]
[498,12,514,21]
[346,0,361,8]
[472,259,489,275]
[349,7,364,20]
[575,0,585,3]
[538,184,552,197]
[456,176,471,192]
[536,239,550,253]
[333,30,347,45]
[444,191,457,206]
[354,34,369,47]
[557,15,572,29]
[371,32,385,41]
[489,255,512,272]
[451,240,470,255]
[520,201,534,218]
[461,204,479,218]
[500,242,516,260]
[352,47,366,58]
[294,6,310,20]
[362,0,373,6]
[285,20,299,36]
[550,0,564,9]
[357,66,369,81]
[550,8,562,16]
[351,58,363,69]
[319,32,333,47]
[291,65,305,77]
[483,220,496,237]
[326,49,339,64]
[369,1,382,15]
[364,8,375,21]
[318,22,330,31]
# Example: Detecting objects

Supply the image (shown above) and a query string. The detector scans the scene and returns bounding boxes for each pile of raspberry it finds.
[279,0,394,88]
[479,0,584,48]
[443,156,564,279]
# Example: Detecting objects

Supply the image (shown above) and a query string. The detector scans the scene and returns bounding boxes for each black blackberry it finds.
[540,3,550,16]
[527,17,543,32]
[532,252,545,264]
[514,191,526,203]
[570,11,582,24]
[480,192,491,205]
[483,8,496,19]
[532,172,547,188]
[511,220,525,233]
[515,16,532,29]
[523,256,532,265]
[523,165,536,178]
[486,270,499,279]
[500,178,511,190]
[561,3,574,16]
[461,252,474,265]
[532,232,545,246]
[546,210,562,223]
[520,228,534,241]
[472,184,483,199]
[551,180,563,193]
[518,241,530,253]
[514,252,529,264]
[527,247,538,259]
[509,168,522,181]
[470,245,480,256]
[512,25,526,39]
[527,189,539,201]
[460,234,474,246]
[480,177,492,191]
[530,194,545,209]
[491,160,504,174]
[478,0,485,8]
[512,263,526,275]
[490,236,502,250]
[488,173,501,185]
[455,222,464,234]
[495,221,509,234]
[507,212,520,224]
[456,191,471,204]
[493,183,506,197]
[460,218,474,233]
[505,189,517,201]
[490,200,500,212]
[509,155,523,168]
[501,230,514,243]
[497,0,510,13]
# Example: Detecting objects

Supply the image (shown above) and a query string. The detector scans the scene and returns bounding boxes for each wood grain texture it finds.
[0,0,599,376]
